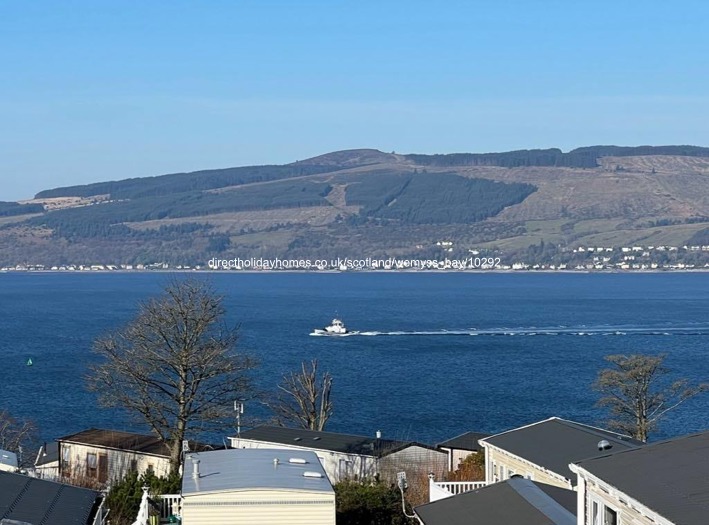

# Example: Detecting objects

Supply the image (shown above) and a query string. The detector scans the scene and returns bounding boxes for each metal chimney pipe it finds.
[192,458,200,479]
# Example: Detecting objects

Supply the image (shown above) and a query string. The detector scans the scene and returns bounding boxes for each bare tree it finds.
[270,360,333,431]
[0,410,37,467]
[88,279,255,472]
[594,354,708,442]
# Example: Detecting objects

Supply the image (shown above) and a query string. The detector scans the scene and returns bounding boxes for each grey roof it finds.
[437,431,489,452]
[236,426,433,458]
[58,428,213,457]
[415,477,576,525]
[0,451,18,469]
[182,449,334,496]
[34,442,58,467]
[574,430,709,524]
[0,470,101,525]
[481,417,642,484]
[58,428,169,456]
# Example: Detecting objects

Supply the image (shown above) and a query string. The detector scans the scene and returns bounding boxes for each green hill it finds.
[2,145,709,267]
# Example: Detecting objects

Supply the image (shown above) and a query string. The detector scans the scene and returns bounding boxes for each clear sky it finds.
[1,1,708,201]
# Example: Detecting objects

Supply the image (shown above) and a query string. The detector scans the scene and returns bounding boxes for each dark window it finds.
[98,454,108,483]
[604,506,618,525]
[339,459,352,480]
[86,453,98,478]
[61,446,71,477]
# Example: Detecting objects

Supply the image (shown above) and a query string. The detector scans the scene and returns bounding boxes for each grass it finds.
[578,223,709,247]
[477,221,709,254]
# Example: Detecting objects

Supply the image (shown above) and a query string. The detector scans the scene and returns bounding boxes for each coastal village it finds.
[1,415,706,524]
[3,242,709,273]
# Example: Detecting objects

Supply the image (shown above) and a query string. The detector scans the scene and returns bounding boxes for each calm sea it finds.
[1,272,708,445]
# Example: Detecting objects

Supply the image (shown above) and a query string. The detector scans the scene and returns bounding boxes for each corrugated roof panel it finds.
[0,471,99,525]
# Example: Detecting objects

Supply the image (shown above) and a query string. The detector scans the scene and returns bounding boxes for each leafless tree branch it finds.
[86,278,255,472]
[267,359,333,431]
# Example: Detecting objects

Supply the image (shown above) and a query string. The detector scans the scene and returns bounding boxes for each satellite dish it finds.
[597,439,612,451]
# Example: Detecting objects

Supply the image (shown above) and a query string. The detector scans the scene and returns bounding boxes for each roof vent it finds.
[598,439,612,451]
[303,471,323,478]
[313,437,321,441]
[294,437,302,441]
[289,458,308,464]
[192,458,200,479]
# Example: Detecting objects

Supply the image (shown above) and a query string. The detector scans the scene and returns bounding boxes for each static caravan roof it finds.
[182,449,334,496]
[437,431,489,452]
[0,450,18,470]
[58,428,169,456]
[574,430,709,525]
[0,470,101,525]
[481,417,641,482]
[58,428,212,457]
[415,477,576,525]
[34,442,58,467]
[236,426,431,458]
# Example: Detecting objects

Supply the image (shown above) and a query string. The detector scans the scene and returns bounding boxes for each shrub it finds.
[335,480,413,525]
[447,452,485,481]
[105,471,181,525]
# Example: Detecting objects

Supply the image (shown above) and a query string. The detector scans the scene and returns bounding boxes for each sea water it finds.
[1,272,707,444]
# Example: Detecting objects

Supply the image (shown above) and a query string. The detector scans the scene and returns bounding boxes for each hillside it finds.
[3,146,709,267]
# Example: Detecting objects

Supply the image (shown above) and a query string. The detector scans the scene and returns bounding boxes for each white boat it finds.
[311,318,356,336]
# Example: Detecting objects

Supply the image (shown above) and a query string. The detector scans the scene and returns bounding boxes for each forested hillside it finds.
[2,145,709,267]
[344,173,535,223]
[0,201,44,217]
[405,145,709,168]
[35,164,341,200]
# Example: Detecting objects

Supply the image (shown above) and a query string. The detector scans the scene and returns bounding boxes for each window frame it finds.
[338,458,352,480]
[86,452,98,479]
[61,446,71,477]
[589,495,619,525]
[604,505,618,525]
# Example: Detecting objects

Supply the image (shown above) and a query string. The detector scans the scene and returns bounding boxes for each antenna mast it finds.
[234,400,244,438]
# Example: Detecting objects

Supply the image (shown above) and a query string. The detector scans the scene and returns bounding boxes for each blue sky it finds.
[1,1,708,200]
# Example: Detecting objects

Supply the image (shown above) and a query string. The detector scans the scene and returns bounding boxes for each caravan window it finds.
[86,453,98,478]
[61,446,71,477]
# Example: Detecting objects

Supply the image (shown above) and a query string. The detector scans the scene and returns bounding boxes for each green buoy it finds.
[26,358,33,366]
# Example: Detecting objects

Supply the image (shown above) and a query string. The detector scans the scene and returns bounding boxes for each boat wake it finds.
[310,325,709,337]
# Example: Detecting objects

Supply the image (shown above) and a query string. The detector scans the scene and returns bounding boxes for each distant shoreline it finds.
[1,268,708,275]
